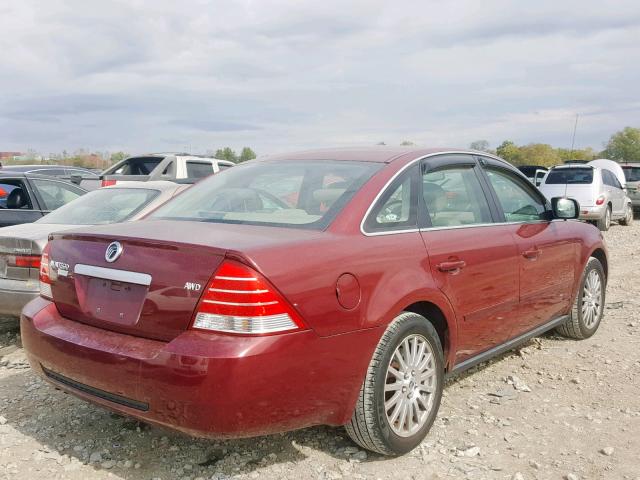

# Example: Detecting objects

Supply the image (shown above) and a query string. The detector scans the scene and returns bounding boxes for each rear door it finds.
[479,158,576,336]
[418,155,520,364]
[603,169,625,215]
[0,178,45,227]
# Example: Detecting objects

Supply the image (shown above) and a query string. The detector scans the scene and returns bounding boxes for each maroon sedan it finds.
[21,148,607,455]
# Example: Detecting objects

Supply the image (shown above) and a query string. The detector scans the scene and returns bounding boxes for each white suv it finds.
[539,164,633,231]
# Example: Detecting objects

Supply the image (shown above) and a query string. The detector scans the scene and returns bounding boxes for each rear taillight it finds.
[39,243,52,299]
[4,254,41,269]
[192,259,305,335]
[595,195,605,206]
[101,179,117,187]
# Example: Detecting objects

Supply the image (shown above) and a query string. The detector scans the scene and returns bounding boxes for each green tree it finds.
[238,147,256,163]
[214,147,238,162]
[496,140,524,165]
[469,140,491,153]
[601,127,640,162]
[110,151,129,164]
[517,143,562,167]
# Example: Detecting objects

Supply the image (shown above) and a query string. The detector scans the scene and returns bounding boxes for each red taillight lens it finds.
[5,254,41,268]
[595,195,605,206]
[101,179,117,187]
[192,259,305,335]
[39,243,52,299]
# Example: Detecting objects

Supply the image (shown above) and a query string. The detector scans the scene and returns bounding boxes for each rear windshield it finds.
[38,188,160,225]
[151,160,381,229]
[622,166,640,182]
[545,168,593,185]
[106,157,163,175]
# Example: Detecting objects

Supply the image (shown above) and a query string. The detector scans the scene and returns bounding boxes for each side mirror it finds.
[551,197,579,220]
[69,174,83,185]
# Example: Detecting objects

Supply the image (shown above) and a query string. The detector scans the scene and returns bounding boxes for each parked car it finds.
[539,164,633,230]
[22,148,608,456]
[100,153,234,186]
[0,172,87,228]
[0,164,101,190]
[517,165,548,186]
[0,181,187,319]
[621,162,640,214]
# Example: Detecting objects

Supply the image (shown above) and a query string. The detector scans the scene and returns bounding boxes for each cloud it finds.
[0,0,638,154]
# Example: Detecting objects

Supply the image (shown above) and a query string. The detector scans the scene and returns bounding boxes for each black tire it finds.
[619,203,634,226]
[345,312,444,455]
[596,206,611,231]
[556,257,606,339]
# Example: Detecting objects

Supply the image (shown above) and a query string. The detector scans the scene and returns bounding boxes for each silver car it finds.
[621,163,640,214]
[539,164,633,231]
[0,181,187,318]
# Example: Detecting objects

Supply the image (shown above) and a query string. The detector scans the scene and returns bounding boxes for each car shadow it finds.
[0,324,389,479]
[0,327,574,477]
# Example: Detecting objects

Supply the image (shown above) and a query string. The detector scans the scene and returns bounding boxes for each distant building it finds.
[0,152,22,160]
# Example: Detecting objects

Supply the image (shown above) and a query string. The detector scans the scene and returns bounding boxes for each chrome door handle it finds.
[522,249,541,260]
[437,260,466,273]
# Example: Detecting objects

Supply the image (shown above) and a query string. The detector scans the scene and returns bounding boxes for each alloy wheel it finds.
[384,334,437,437]
[581,269,603,328]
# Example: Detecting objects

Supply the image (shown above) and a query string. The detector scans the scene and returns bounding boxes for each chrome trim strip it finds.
[360,150,509,237]
[209,288,269,294]
[73,264,152,286]
[214,275,257,281]
[202,300,278,306]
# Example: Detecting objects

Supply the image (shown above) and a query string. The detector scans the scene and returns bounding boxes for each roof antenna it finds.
[569,114,579,157]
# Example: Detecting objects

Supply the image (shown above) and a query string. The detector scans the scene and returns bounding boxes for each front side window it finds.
[38,188,159,225]
[485,168,546,222]
[31,179,83,210]
[422,166,492,227]
[0,180,31,210]
[152,160,381,229]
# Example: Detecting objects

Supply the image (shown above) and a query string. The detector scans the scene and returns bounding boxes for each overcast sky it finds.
[1,0,639,156]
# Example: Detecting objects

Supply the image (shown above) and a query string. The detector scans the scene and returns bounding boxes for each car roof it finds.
[261,147,501,164]
[102,180,184,191]
[0,165,91,172]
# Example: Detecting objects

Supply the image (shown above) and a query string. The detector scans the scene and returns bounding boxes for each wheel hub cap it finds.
[581,269,603,329]
[384,334,437,437]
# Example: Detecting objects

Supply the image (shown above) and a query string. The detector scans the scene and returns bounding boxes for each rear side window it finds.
[186,161,214,179]
[111,157,163,175]
[31,179,83,210]
[152,160,381,230]
[422,166,492,227]
[545,168,593,184]
[364,165,418,232]
[623,167,640,182]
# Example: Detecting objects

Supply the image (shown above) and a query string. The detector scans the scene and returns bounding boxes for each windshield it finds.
[151,160,381,229]
[545,168,593,185]
[38,188,160,225]
[622,166,640,182]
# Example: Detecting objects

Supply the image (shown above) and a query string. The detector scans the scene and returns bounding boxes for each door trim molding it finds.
[447,314,569,377]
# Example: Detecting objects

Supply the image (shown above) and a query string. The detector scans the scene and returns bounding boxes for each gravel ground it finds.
[1,222,639,480]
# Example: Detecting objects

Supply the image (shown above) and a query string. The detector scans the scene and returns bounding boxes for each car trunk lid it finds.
[47,230,225,341]
[45,220,324,341]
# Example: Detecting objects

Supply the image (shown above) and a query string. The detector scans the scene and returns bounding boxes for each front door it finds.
[418,155,520,364]
[479,160,576,336]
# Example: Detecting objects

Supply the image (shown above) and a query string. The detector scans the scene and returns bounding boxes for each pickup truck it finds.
[100,153,234,186]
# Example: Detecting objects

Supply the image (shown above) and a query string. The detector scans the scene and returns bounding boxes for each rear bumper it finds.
[21,298,381,438]
[0,278,39,317]
[578,205,606,220]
